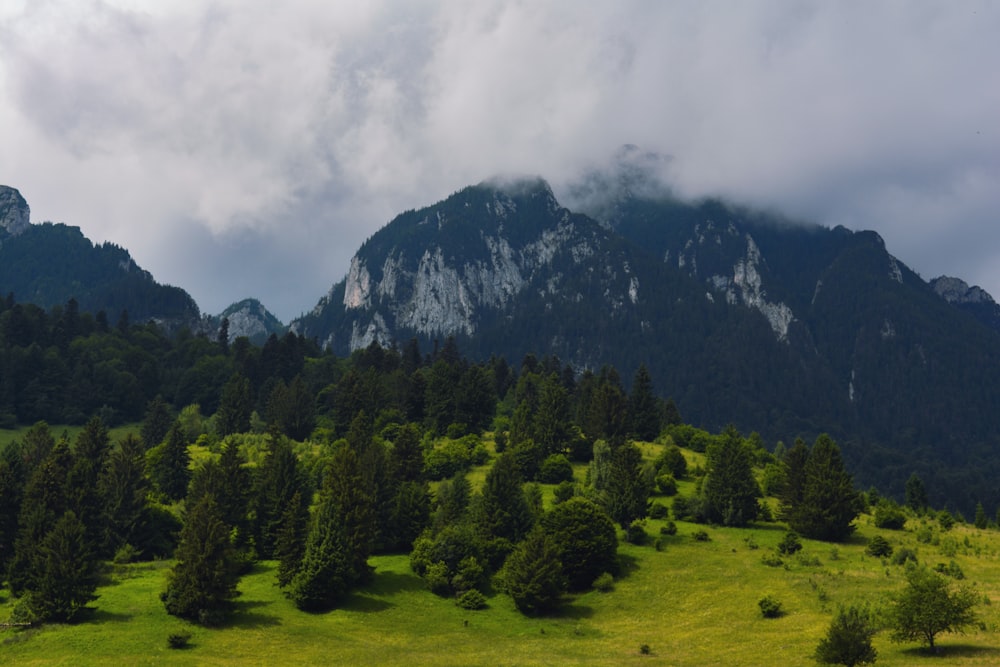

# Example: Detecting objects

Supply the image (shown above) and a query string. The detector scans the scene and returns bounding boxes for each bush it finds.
[425,562,452,597]
[938,510,955,531]
[777,530,803,556]
[758,595,783,618]
[934,560,965,579]
[551,480,574,504]
[455,589,488,610]
[865,535,893,558]
[692,529,710,542]
[167,631,192,649]
[761,552,784,568]
[648,502,669,519]
[626,520,648,545]
[113,543,141,565]
[655,474,678,496]
[659,521,678,536]
[874,501,907,530]
[537,454,574,484]
[656,444,688,478]
[593,572,615,592]
[891,548,918,566]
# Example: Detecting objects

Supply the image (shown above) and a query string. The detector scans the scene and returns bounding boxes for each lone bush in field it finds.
[758,595,782,618]
[777,530,802,555]
[865,535,892,559]
[815,605,877,666]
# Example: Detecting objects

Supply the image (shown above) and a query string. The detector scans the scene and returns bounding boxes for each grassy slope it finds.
[3,442,1000,665]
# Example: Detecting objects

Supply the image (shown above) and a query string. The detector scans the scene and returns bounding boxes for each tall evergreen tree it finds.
[152,421,191,502]
[788,435,862,542]
[0,441,27,574]
[27,510,99,622]
[604,442,651,528]
[98,433,150,556]
[253,430,311,559]
[626,364,661,441]
[703,425,760,527]
[67,416,111,554]
[162,495,239,624]
[778,437,809,522]
[904,472,928,512]
[285,486,352,611]
[140,395,173,450]
[475,452,534,546]
[499,527,566,616]
[325,443,375,584]
[274,490,310,588]
[215,373,251,437]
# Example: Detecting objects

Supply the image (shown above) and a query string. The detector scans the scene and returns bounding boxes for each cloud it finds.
[0,1,998,321]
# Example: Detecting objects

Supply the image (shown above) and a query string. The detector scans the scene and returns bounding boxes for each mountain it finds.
[930,276,1000,332]
[0,185,200,327]
[207,298,287,345]
[292,176,1000,512]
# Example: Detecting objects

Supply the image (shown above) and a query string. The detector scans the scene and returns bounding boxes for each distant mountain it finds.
[292,176,1000,512]
[0,184,200,327]
[930,276,1000,332]
[207,298,287,345]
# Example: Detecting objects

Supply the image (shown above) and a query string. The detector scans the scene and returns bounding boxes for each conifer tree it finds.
[274,490,309,588]
[542,497,618,591]
[253,429,310,558]
[703,425,760,527]
[98,433,150,555]
[626,364,661,442]
[140,395,173,450]
[67,416,111,554]
[815,605,878,666]
[215,374,251,436]
[499,527,566,615]
[285,487,352,611]
[0,441,27,574]
[475,452,534,545]
[325,443,375,583]
[604,442,651,528]
[162,495,239,624]
[28,510,99,622]
[778,437,809,522]
[152,421,191,502]
[788,435,862,542]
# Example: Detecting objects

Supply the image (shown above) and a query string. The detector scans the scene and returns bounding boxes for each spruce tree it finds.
[703,425,760,527]
[29,510,99,622]
[274,490,310,588]
[162,495,239,624]
[140,395,173,450]
[152,421,191,502]
[253,430,310,558]
[626,364,661,442]
[285,488,352,611]
[0,442,27,574]
[68,416,111,554]
[499,527,566,616]
[215,374,251,437]
[475,452,534,545]
[604,442,651,528]
[788,435,862,542]
[325,442,374,583]
[98,433,150,556]
[815,605,878,666]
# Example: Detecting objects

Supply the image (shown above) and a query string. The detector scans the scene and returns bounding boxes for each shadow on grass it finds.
[615,553,641,580]
[557,602,595,620]
[225,599,282,629]
[83,608,133,624]
[899,643,1000,660]
[366,570,426,596]
[344,593,394,613]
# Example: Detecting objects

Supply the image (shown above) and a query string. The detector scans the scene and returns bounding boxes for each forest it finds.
[1,296,998,665]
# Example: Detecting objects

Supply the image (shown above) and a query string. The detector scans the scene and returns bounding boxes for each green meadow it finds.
[3,438,1000,665]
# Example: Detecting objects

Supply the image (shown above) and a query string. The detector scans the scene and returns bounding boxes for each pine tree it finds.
[604,442,651,528]
[140,395,173,450]
[67,416,111,555]
[703,425,760,527]
[904,472,928,512]
[252,430,310,558]
[324,443,375,584]
[98,433,150,555]
[215,374,251,436]
[626,364,661,441]
[285,488,352,611]
[815,605,878,666]
[162,495,239,624]
[499,527,566,615]
[29,510,99,622]
[476,452,534,545]
[388,480,432,552]
[274,490,309,588]
[778,437,809,522]
[788,435,862,542]
[152,421,191,501]
[0,441,27,574]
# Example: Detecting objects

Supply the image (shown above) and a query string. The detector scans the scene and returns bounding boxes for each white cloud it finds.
[1,1,998,320]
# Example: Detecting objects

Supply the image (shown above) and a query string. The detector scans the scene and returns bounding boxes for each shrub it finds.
[761,552,784,568]
[425,562,452,597]
[874,501,907,530]
[639,643,651,655]
[167,631,192,649]
[593,572,615,592]
[758,595,783,618]
[656,444,688,478]
[627,520,648,545]
[655,474,678,496]
[112,543,141,565]
[455,589,487,610]
[934,560,965,580]
[777,530,802,556]
[938,510,955,531]
[915,526,933,544]
[814,605,877,667]
[537,454,574,484]
[552,480,575,504]
[648,502,669,519]
[692,529,710,542]
[865,535,893,558]
[659,521,678,536]
[891,548,918,566]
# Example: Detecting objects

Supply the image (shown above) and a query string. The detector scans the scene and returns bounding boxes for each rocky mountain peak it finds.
[931,276,996,305]
[0,185,31,236]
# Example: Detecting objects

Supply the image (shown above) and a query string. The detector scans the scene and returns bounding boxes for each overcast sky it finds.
[1,1,997,322]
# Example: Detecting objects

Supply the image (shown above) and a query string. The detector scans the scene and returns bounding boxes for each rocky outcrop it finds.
[0,185,30,236]
[931,276,996,305]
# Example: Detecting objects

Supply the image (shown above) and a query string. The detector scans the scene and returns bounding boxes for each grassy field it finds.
[3,436,1000,664]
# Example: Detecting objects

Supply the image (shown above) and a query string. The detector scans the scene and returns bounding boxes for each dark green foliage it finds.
[873,501,907,530]
[974,502,987,529]
[455,588,487,610]
[388,480,432,552]
[215,374,252,436]
[409,523,486,595]
[890,565,979,650]
[98,433,151,556]
[648,502,668,519]
[151,421,191,502]
[787,435,861,542]
[162,495,239,623]
[604,442,651,528]
[324,442,375,584]
[498,527,566,616]
[934,560,965,579]
[656,445,687,479]
[0,440,27,573]
[286,487,352,611]
[865,535,893,558]
[626,364,661,441]
[274,490,310,588]
[626,520,648,545]
[537,453,574,484]
[475,452,534,544]
[552,480,575,504]
[702,425,760,526]
[891,548,918,566]
[167,631,192,649]
[904,472,928,512]
[815,605,878,666]
[542,497,618,591]
[253,431,311,559]
[777,530,802,556]
[23,510,99,622]
[758,595,782,618]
